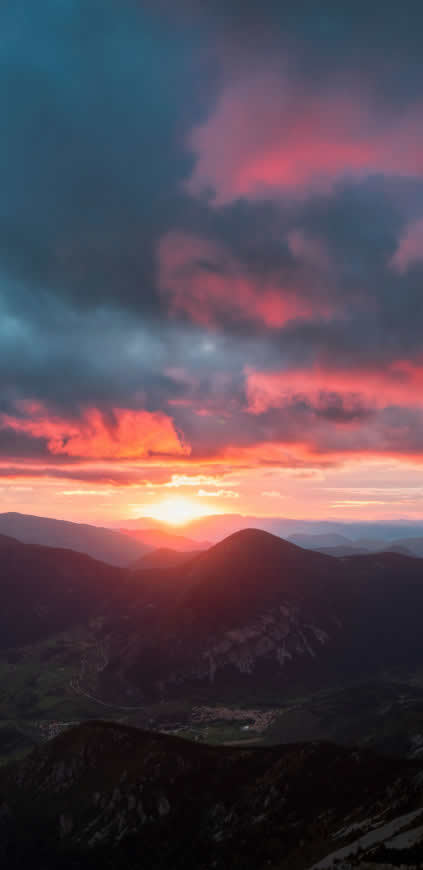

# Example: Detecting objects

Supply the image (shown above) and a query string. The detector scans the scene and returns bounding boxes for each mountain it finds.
[4,525,423,707]
[355,536,391,551]
[147,513,423,544]
[289,533,415,558]
[314,544,371,556]
[131,547,202,571]
[3,523,423,755]
[1,720,423,869]
[120,526,210,552]
[0,512,149,566]
[288,532,354,549]
[98,529,423,703]
[389,537,423,557]
[0,533,126,648]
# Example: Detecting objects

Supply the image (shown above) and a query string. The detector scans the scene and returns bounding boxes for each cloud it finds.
[197,488,239,498]
[391,218,423,273]
[62,490,114,497]
[159,230,331,328]
[0,402,189,460]
[3,0,423,514]
[246,363,423,415]
[187,72,423,205]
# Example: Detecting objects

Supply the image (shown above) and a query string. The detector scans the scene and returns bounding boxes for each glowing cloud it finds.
[187,73,423,203]
[246,363,423,415]
[0,403,190,460]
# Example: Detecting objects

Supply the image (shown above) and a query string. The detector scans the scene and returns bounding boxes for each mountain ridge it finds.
[0,512,149,566]
[97,529,423,704]
[1,719,423,869]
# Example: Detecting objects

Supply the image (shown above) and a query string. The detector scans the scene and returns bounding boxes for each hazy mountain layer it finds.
[0,512,148,566]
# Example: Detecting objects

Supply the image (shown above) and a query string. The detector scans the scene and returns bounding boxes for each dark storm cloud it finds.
[2,0,423,472]
[0,0,204,316]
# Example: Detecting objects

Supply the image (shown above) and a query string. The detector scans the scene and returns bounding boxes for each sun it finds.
[135,496,212,526]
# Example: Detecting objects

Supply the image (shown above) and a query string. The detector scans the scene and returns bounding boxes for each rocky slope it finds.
[1,720,423,868]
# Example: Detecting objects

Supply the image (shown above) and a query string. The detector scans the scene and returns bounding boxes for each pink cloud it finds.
[186,72,423,203]
[246,362,423,415]
[159,230,330,327]
[391,218,423,272]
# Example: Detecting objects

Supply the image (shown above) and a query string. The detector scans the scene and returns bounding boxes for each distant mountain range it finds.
[0,512,149,566]
[288,531,423,557]
[1,719,423,869]
[123,512,423,544]
[3,511,423,567]
[0,512,210,566]
[120,526,210,552]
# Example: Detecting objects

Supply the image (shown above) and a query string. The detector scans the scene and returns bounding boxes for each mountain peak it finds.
[209,526,302,555]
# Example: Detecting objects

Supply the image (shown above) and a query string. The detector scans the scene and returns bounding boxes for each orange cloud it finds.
[0,404,190,460]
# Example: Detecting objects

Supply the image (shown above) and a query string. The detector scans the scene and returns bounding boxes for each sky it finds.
[2,0,423,525]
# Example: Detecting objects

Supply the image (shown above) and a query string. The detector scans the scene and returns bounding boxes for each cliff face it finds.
[1,720,423,869]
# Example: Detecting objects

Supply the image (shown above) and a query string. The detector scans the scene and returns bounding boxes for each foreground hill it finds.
[99,529,423,702]
[0,512,148,566]
[1,720,423,869]
[0,534,124,647]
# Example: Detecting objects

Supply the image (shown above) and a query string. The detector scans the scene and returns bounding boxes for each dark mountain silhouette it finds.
[99,529,423,702]
[1,720,422,869]
[3,525,423,712]
[0,512,148,566]
[0,533,124,647]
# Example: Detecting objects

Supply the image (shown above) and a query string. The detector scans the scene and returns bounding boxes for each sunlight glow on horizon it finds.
[131,496,223,525]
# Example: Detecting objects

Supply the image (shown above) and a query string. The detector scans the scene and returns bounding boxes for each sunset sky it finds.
[3,1,423,525]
